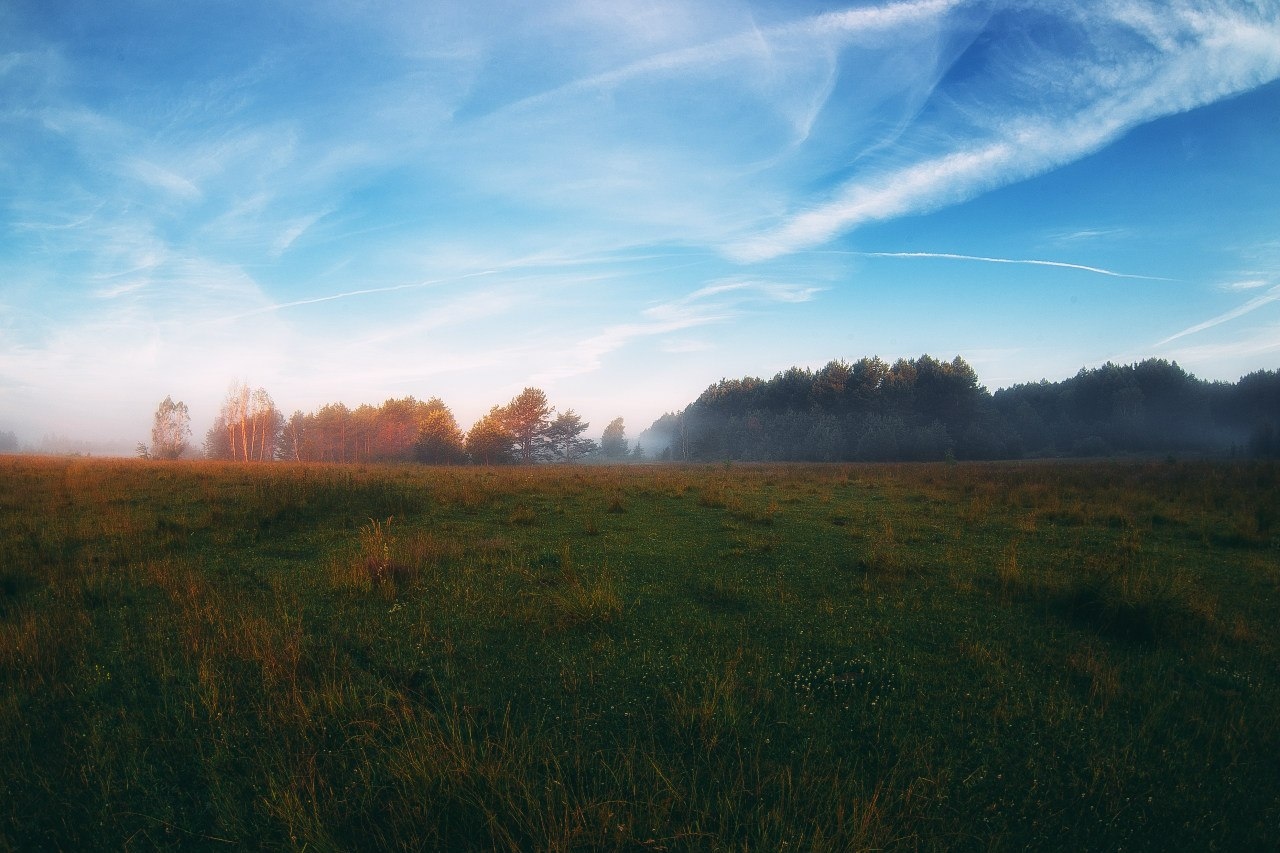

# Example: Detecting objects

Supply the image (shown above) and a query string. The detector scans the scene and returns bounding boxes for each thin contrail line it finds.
[211,269,500,323]
[859,251,1176,281]
[1156,285,1280,346]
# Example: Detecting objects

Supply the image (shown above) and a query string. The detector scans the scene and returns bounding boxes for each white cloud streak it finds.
[1223,279,1270,291]
[728,1,1280,261]
[860,251,1175,281]
[128,159,202,201]
[1157,284,1280,345]
[507,0,962,111]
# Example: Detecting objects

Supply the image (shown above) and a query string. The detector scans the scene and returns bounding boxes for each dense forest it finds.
[638,356,1280,462]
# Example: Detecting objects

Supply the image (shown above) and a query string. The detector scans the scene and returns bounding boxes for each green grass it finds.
[1,456,1278,850]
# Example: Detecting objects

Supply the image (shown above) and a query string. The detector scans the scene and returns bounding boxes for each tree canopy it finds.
[465,406,515,465]
[502,387,553,463]
[139,358,1280,466]
[600,417,629,459]
[640,356,1280,462]
[205,384,281,462]
[148,396,191,459]
[546,410,597,463]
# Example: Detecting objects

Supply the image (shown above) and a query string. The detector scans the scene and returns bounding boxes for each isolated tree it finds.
[546,410,597,463]
[149,396,191,459]
[502,387,553,462]
[600,417,629,459]
[466,406,515,464]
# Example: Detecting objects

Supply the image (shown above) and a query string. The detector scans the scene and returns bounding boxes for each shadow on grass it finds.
[1054,562,1212,646]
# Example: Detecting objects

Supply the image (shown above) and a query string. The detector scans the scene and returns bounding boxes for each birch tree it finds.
[206,382,281,461]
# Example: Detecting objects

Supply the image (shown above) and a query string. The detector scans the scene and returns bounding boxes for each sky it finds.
[2,0,1279,451]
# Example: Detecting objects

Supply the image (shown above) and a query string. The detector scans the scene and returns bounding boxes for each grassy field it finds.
[1,456,1277,851]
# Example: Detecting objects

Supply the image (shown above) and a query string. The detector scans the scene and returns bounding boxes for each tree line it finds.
[138,356,1280,465]
[142,383,640,464]
[639,355,1280,462]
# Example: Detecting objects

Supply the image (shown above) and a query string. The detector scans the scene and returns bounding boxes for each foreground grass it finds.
[1,456,1277,850]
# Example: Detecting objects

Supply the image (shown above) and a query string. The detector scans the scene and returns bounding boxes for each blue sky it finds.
[2,0,1279,450]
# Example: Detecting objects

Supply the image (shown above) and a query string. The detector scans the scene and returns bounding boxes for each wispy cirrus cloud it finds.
[271,208,336,257]
[505,0,962,112]
[1048,228,1132,244]
[210,269,503,323]
[1223,279,1270,292]
[529,278,823,385]
[728,0,1280,261]
[128,158,202,201]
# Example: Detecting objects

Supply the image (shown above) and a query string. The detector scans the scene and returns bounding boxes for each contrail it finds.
[212,269,501,323]
[1156,284,1280,346]
[860,251,1176,281]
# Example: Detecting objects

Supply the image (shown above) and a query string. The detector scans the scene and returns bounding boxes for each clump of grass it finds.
[1062,540,1201,644]
[521,545,622,633]
[664,649,746,753]
[995,541,1024,599]
[688,577,752,615]
[507,502,536,526]
[729,498,778,526]
[1064,641,1121,710]
[698,484,727,508]
[859,518,904,576]
[403,530,463,574]
[356,517,413,586]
